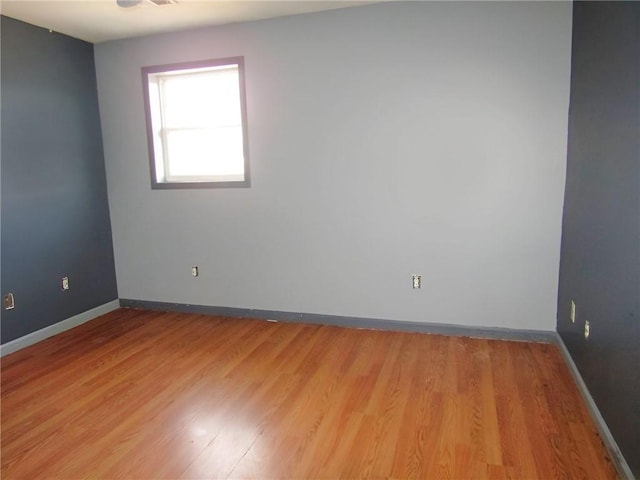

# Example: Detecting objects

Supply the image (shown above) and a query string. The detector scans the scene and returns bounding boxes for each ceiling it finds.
[0,0,378,43]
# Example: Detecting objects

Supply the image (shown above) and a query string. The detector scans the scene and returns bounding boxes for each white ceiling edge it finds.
[0,0,382,44]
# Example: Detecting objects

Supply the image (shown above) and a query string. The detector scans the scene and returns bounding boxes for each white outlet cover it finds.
[584,321,590,340]
[570,301,576,323]
[3,293,15,310]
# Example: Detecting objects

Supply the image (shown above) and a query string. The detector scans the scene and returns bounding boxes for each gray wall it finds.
[1,16,118,343]
[95,1,572,330]
[557,2,640,476]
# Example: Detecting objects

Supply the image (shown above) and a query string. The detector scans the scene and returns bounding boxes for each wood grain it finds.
[1,308,619,479]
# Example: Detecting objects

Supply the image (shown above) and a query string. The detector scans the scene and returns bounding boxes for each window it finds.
[142,57,250,188]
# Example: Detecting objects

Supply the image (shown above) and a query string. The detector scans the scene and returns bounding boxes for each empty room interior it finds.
[1,0,638,478]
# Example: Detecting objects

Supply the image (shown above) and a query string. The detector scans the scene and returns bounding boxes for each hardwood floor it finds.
[1,308,618,479]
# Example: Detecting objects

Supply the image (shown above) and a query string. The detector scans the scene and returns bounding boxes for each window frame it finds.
[141,57,250,189]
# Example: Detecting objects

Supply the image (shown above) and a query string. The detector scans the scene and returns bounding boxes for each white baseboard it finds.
[554,333,635,480]
[0,299,120,357]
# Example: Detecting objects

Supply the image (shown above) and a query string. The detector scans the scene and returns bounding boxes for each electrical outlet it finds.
[412,274,421,289]
[3,293,15,310]
[570,300,576,323]
[62,277,69,290]
[584,320,590,340]
[191,266,199,277]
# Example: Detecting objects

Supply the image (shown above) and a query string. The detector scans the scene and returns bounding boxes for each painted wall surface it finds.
[1,16,118,343]
[557,2,640,475]
[95,1,572,330]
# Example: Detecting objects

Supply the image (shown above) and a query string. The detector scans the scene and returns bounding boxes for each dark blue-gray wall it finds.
[1,16,118,343]
[557,2,640,476]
